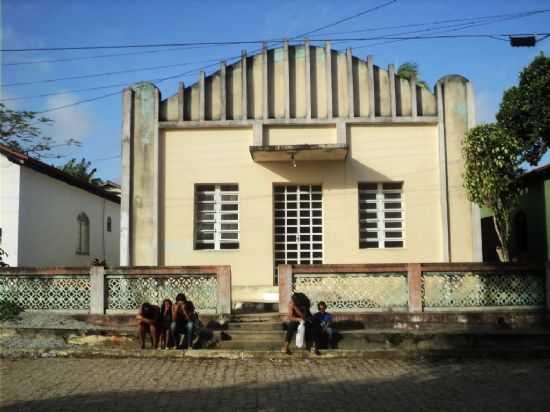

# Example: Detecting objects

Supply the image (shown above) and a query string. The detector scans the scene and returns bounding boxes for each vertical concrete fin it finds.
[177,82,185,122]
[199,71,205,121]
[220,61,227,121]
[304,39,311,119]
[283,40,290,119]
[346,48,354,118]
[128,82,160,265]
[436,80,450,262]
[437,75,478,262]
[388,64,397,119]
[120,88,133,266]
[325,41,333,119]
[262,43,269,119]
[410,75,417,120]
[367,55,375,120]
[241,50,248,120]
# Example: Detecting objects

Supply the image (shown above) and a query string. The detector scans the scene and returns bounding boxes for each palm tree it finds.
[397,62,430,90]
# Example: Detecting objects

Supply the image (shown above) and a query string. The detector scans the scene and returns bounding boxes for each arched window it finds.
[106,217,112,233]
[514,211,528,254]
[77,212,90,255]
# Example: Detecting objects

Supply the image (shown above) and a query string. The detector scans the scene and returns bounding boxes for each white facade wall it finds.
[0,154,120,267]
[17,166,120,266]
[0,155,21,266]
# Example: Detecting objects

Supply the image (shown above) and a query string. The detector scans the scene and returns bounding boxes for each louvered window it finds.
[195,184,239,250]
[358,182,404,248]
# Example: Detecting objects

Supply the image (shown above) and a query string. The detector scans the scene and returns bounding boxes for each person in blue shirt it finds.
[313,301,335,349]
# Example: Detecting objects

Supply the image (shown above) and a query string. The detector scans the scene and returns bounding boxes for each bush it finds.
[0,300,23,321]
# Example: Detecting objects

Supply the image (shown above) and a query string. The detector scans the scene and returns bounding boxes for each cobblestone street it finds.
[1,357,549,411]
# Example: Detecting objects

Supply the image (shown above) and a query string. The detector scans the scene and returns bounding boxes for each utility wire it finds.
[2,52,241,88]
[1,39,280,52]
[2,44,222,67]
[305,8,550,37]
[4,31,547,55]
[292,0,398,38]
[4,29,546,89]
[34,59,227,114]
[348,11,528,50]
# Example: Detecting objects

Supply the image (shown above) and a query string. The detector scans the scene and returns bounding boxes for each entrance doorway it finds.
[273,184,323,284]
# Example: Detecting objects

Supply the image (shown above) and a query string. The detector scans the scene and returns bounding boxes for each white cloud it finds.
[42,93,94,144]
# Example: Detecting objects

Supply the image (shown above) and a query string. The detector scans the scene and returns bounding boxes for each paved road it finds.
[1,357,549,411]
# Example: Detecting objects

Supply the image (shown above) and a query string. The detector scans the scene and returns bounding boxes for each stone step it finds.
[226,321,282,331]
[230,312,280,323]
[216,340,283,351]
[218,330,282,341]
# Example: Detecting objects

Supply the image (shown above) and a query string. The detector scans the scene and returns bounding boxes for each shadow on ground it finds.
[1,358,549,412]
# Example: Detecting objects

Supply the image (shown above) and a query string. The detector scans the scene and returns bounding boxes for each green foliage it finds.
[0,103,80,159]
[397,61,429,90]
[496,53,550,165]
[0,300,22,321]
[463,124,523,261]
[59,157,102,185]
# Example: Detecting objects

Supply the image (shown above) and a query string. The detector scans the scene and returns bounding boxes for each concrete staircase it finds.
[217,313,283,351]
[3,311,550,358]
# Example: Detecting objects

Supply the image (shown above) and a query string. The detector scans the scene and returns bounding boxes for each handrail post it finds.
[90,265,105,315]
[216,265,232,317]
[278,264,293,315]
[407,263,423,313]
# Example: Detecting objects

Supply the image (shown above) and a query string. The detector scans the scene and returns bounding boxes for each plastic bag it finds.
[295,321,306,348]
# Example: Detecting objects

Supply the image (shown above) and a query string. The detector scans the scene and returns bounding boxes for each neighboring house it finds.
[0,144,120,267]
[481,163,550,262]
[120,42,481,303]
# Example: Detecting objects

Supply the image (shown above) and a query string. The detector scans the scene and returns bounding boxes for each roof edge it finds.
[0,144,121,204]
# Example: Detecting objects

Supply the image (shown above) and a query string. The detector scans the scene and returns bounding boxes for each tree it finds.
[0,103,80,158]
[60,158,102,185]
[397,61,429,89]
[496,53,550,165]
[462,124,523,262]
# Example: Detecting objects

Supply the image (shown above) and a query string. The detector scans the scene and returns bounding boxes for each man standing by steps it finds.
[282,292,320,355]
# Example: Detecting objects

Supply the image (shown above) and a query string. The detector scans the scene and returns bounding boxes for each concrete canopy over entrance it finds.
[249,143,348,162]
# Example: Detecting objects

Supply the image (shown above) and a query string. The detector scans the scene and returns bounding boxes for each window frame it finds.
[76,212,90,255]
[194,184,240,251]
[273,184,324,284]
[358,182,405,249]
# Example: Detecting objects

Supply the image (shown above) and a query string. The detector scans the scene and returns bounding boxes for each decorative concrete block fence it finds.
[0,265,231,316]
[278,263,550,314]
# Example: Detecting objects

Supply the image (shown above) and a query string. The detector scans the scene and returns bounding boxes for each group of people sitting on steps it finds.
[282,292,334,355]
[137,290,335,354]
[136,293,200,350]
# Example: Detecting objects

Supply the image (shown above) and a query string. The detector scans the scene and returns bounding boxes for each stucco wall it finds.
[0,155,20,266]
[17,166,120,266]
[161,124,456,297]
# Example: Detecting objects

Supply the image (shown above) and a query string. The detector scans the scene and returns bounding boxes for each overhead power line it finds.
[2,44,220,67]
[292,0,398,38]
[5,30,547,90]
[2,55,233,88]
[34,60,225,114]
[305,8,550,37]
[3,31,548,54]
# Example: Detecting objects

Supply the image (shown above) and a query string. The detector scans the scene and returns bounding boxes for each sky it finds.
[2,0,550,182]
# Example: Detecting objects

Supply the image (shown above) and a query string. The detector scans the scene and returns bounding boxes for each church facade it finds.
[120,41,481,304]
